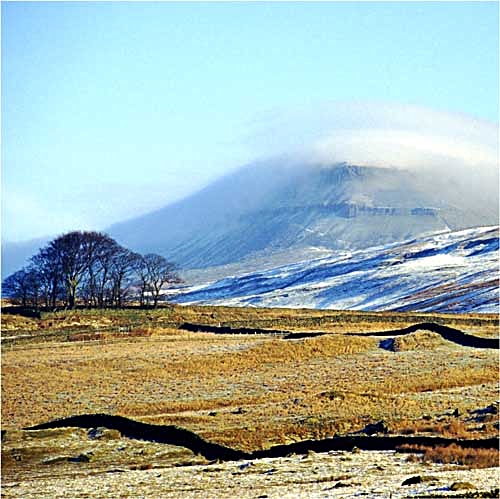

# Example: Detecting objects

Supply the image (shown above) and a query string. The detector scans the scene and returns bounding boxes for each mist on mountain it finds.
[2,102,498,277]
[245,101,498,206]
[106,102,498,270]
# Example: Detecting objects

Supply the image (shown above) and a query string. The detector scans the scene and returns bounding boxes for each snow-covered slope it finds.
[108,162,498,269]
[172,226,499,313]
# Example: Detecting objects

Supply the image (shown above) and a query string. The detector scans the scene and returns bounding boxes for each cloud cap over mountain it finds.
[248,101,498,177]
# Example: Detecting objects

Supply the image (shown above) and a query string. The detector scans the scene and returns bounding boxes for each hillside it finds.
[2,161,497,278]
[172,226,499,313]
[108,162,498,269]
[1,237,51,279]
[2,161,497,279]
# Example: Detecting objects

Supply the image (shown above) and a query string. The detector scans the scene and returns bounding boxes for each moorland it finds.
[2,305,499,498]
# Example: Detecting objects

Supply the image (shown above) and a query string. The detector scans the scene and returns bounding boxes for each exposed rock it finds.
[42,453,92,465]
[362,420,389,435]
[401,475,422,486]
[68,453,92,463]
[41,456,70,465]
[379,338,395,351]
[232,407,247,415]
[470,403,500,423]
[476,403,498,415]
[450,481,476,491]
[333,481,351,488]
[263,468,277,474]
[482,488,500,498]
[87,427,121,440]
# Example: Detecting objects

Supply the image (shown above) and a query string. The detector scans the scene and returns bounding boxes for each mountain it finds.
[2,161,497,279]
[1,237,51,278]
[171,226,499,313]
[108,161,497,269]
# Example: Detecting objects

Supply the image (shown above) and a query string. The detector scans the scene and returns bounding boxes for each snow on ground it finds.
[4,449,499,499]
[172,226,499,313]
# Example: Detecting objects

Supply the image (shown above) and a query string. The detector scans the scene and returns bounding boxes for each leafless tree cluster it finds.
[2,231,182,310]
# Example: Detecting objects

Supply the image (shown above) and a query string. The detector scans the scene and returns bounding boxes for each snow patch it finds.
[172,226,499,313]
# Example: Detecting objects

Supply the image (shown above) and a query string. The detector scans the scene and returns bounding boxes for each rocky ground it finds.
[2,428,498,499]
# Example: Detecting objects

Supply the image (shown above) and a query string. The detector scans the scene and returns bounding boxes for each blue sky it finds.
[2,1,498,242]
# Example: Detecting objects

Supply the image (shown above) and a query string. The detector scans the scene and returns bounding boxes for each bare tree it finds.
[49,232,91,308]
[2,269,30,307]
[138,253,182,308]
[31,245,63,310]
[109,248,141,308]
[1,267,42,308]
[136,255,151,307]
[40,231,114,309]
[3,230,182,310]
[85,234,122,308]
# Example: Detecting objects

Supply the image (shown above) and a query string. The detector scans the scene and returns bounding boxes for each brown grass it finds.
[397,418,491,439]
[392,330,448,351]
[2,306,498,452]
[399,444,500,469]
[2,304,498,338]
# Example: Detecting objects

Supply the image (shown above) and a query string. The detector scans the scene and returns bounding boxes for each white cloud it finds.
[244,100,499,206]
[246,100,498,172]
[311,128,497,171]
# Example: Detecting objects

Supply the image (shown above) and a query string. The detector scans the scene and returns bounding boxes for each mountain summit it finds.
[108,161,497,269]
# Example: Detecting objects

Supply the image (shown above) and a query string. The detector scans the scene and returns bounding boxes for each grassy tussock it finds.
[219,334,376,368]
[1,313,39,331]
[398,419,480,439]
[401,444,499,469]
[392,330,448,351]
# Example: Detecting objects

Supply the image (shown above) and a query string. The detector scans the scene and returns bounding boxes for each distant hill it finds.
[171,225,499,313]
[1,237,51,278]
[108,161,498,269]
[3,161,497,278]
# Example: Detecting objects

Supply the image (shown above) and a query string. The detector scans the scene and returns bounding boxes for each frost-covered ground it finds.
[173,226,499,313]
[3,447,498,499]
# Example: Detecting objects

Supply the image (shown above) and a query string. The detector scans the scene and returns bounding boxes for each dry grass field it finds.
[2,305,499,497]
